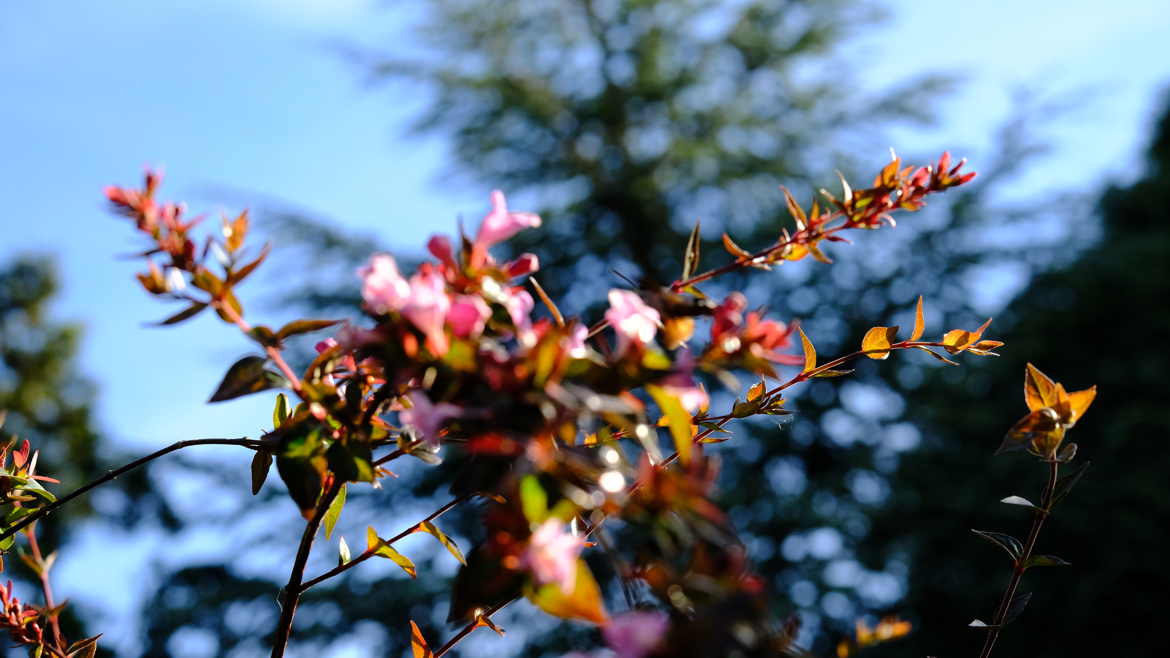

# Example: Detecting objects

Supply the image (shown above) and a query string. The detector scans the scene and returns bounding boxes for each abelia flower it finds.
[605,290,661,355]
[711,292,747,341]
[504,288,536,346]
[476,190,541,248]
[603,611,670,658]
[523,519,586,593]
[504,253,540,278]
[399,390,462,448]
[358,253,411,314]
[448,295,492,339]
[427,234,457,269]
[565,323,589,359]
[402,266,452,355]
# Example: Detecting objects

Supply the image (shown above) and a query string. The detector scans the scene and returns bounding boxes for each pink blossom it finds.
[565,323,589,358]
[660,351,708,413]
[710,292,747,341]
[603,611,669,658]
[427,234,457,268]
[448,295,492,339]
[504,288,536,346]
[504,253,540,278]
[743,313,803,365]
[476,190,541,248]
[523,519,586,593]
[605,290,661,355]
[358,253,411,314]
[402,266,452,355]
[399,390,462,448]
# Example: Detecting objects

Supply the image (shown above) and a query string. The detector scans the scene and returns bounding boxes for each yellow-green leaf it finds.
[910,296,925,341]
[797,326,816,373]
[323,484,346,539]
[682,219,701,280]
[525,560,608,625]
[410,620,434,658]
[861,326,899,360]
[417,521,466,565]
[520,475,548,525]
[646,384,694,465]
[367,526,417,577]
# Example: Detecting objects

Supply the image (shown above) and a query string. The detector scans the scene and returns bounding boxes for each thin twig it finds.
[433,599,512,657]
[25,527,65,651]
[0,437,260,543]
[978,460,1060,658]
[299,494,472,591]
[270,480,344,658]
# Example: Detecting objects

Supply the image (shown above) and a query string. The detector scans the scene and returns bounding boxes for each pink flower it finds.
[504,253,540,278]
[399,391,462,448]
[710,292,747,341]
[743,313,803,365]
[476,190,541,248]
[523,519,586,593]
[603,611,669,658]
[448,295,492,339]
[358,253,411,314]
[565,323,589,358]
[660,351,708,413]
[504,288,536,346]
[402,266,452,355]
[427,234,457,269]
[605,290,661,355]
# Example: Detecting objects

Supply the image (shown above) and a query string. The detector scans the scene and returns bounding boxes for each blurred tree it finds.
[136,2,1091,656]
[868,90,1170,657]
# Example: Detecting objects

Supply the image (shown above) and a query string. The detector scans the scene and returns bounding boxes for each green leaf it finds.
[208,356,284,402]
[524,559,608,625]
[520,475,547,525]
[250,450,272,495]
[1023,554,1071,569]
[276,318,342,341]
[681,219,701,280]
[646,384,693,465]
[326,441,375,483]
[368,527,417,577]
[811,368,854,378]
[275,455,323,518]
[323,484,346,539]
[971,529,1023,561]
[247,325,278,347]
[418,521,466,565]
[1052,460,1091,507]
[272,393,290,428]
[150,302,207,326]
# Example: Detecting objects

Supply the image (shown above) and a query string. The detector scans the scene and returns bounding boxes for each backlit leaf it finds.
[520,475,548,525]
[323,483,346,539]
[272,393,290,428]
[410,620,434,658]
[647,384,694,465]
[525,559,608,625]
[909,296,925,341]
[941,318,992,354]
[722,233,752,260]
[782,187,807,230]
[861,325,899,360]
[1000,495,1038,509]
[368,526,417,577]
[418,521,466,565]
[912,345,958,366]
[1024,363,1060,411]
[338,535,351,564]
[797,326,816,373]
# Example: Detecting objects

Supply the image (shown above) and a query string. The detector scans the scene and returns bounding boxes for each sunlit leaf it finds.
[812,368,854,378]
[410,620,434,658]
[912,345,958,366]
[525,559,608,625]
[1000,495,1038,509]
[746,380,765,402]
[861,325,899,360]
[1024,363,1060,411]
[368,526,417,577]
[909,296,925,341]
[941,318,992,354]
[797,326,816,373]
[782,187,807,230]
[417,521,467,565]
[1065,386,1097,425]
[520,475,548,525]
[722,233,752,260]
[323,483,346,539]
[646,384,694,465]
[338,535,351,564]
[272,393,290,428]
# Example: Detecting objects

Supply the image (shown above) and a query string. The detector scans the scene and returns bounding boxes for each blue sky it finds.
[2,0,1169,654]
